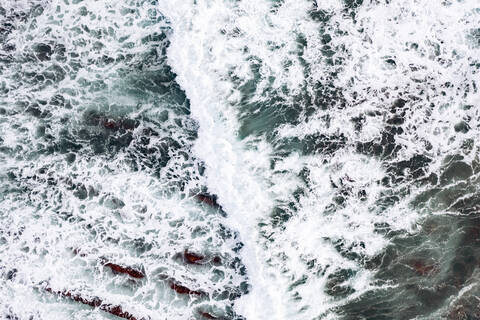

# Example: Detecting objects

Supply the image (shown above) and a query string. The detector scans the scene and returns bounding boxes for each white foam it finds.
[159,0,314,317]
[2,0,480,318]
[161,0,480,318]
[1,0,244,318]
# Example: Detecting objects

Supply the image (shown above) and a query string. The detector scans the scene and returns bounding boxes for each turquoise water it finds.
[1,0,480,319]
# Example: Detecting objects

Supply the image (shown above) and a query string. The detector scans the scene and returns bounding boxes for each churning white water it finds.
[1,0,480,319]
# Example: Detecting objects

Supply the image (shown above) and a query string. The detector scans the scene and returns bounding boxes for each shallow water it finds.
[1,0,480,319]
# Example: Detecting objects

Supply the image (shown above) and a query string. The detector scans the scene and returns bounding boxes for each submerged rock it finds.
[101,259,145,279]
[169,281,205,296]
[195,193,223,211]
[184,250,205,264]
[43,287,141,320]
[181,250,222,266]
[198,311,221,319]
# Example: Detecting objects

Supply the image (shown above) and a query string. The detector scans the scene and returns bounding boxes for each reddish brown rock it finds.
[195,194,221,209]
[71,249,144,279]
[182,250,222,266]
[409,260,438,276]
[199,311,218,319]
[184,250,205,264]
[44,287,139,320]
[103,120,117,129]
[211,256,222,265]
[101,258,145,279]
[169,281,204,296]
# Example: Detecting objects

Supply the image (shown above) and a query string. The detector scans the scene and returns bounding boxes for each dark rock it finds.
[407,259,438,276]
[169,281,204,296]
[101,259,145,279]
[212,256,222,265]
[195,194,222,210]
[43,287,139,320]
[184,250,205,264]
[199,311,218,319]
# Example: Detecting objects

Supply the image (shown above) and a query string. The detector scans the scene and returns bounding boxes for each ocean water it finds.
[1,0,480,319]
